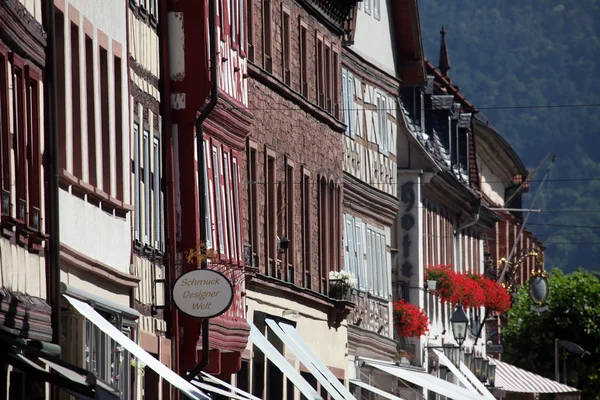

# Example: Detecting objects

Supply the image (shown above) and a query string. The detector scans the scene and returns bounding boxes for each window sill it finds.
[351,289,390,304]
[59,169,134,216]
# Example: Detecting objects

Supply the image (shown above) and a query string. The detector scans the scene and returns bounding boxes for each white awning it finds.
[192,380,253,400]
[365,360,487,400]
[459,362,497,400]
[490,356,580,395]
[350,379,406,400]
[266,319,354,400]
[432,349,486,397]
[199,371,262,400]
[249,323,323,400]
[64,294,210,400]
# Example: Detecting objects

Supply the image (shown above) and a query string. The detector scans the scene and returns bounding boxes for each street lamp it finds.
[487,363,497,387]
[464,351,473,369]
[450,302,469,347]
[481,359,489,382]
[473,356,483,377]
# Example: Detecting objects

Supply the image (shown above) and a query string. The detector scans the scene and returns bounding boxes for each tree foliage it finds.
[418,0,600,272]
[503,269,600,398]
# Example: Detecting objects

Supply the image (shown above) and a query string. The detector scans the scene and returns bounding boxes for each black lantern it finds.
[473,356,484,377]
[450,302,469,347]
[464,351,473,369]
[481,359,489,382]
[443,345,459,368]
[487,363,497,387]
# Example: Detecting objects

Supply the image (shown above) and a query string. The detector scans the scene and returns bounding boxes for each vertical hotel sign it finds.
[397,173,422,303]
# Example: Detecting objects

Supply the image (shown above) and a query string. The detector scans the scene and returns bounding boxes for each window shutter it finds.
[355,219,365,291]
[342,69,349,137]
[381,95,387,153]
[365,228,373,294]
[344,215,355,275]
[381,234,388,298]
[348,72,355,139]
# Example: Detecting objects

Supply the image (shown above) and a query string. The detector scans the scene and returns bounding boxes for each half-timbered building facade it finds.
[167,0,252,377]
[394,29,501,396]
[54,0,140,397]
[341,0,425,396]
[0,0,50,397]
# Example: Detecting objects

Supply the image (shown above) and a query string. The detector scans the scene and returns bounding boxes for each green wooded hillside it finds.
[418,0,600,272]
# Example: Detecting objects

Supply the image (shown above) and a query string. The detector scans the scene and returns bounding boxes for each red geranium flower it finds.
[393,299,429,338]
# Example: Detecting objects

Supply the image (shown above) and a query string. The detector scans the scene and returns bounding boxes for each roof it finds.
[389,0,426,84]
[490,357,580,395]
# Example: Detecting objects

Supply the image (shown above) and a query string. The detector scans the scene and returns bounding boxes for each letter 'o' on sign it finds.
[172,269,234,318]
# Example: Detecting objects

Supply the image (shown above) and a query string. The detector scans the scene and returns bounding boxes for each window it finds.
[26,70,41,230]
[262,0,272,72]
[85,34,97,186]
[224,153,236,260]
[344,215,366,291]
[247,0,254,61]
[302,168,311,288]
[377,92,388,154]
[342,68,355,137]
[332,49,339,118]
[373,0,380,20]
[318,177,328,294]
[56,10,66,171]
[364,0,371,15]
[239,0,245,52]
[247,142,258,265]
[85,318,132,398]
[265,151,276,276]
[11,60,26,223]
[281,7,291,86]
[325,42,331,113]
[285,160,294,283]
[153,138,161,249]
[150,0,158,20]
[316,33,324,108]
[71,22,83,178]
[100,46,110,194]
[203,140,213,249]
[231,0,237,44]
[143,130,151,243]
[133,122,141,241]
[366,228,388,298]
[114,55,124,200]
[140,0,147,11]
[0,49,10,217]
[232,157,242,262]
[299,21,308,98]
[213,146,225,254]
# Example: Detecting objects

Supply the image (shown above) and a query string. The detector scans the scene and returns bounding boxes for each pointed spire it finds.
[438,25,451,80]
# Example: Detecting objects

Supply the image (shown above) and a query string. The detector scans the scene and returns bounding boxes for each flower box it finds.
[393,299,429,338]
[328,270,356,300]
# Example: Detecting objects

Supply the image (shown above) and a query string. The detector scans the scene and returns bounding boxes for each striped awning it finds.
[490,357,580,396]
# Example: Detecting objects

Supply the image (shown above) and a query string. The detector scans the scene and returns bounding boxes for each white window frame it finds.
[377,91,388,154]
[364,0,371,15]
[344,214,355,275]
[150,0,157,19]
[380,234,388,298]
[133,123,140,241]
[224,152,236,260]
[143,130,151,244]
[203,141,213,249]
[373,0,380,20]
[342,69,355,138]
[342,68,349,137]
[153,137,161,250]
[355,218,366,291]
[232,157,242,262]
[212,146,225,254]
[239,0,245,51]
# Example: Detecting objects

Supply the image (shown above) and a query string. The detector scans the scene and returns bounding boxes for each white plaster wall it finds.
[0,238,46,299]
[59,190,131,274]
[60,268,130,307]
[351,0,397,76]
[246,291,348,373]
[479,161,505,207]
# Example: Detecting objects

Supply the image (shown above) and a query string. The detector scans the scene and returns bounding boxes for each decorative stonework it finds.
[348,290,389,336]
[0,0,47,67]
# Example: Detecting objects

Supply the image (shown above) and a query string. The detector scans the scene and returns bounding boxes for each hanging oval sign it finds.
[172,269,234,318]
[529,275,549,305]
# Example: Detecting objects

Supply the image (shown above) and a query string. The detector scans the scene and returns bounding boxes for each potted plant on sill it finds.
[328,270,357,300]
[425,264,454,301]
[392,299,429,338]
